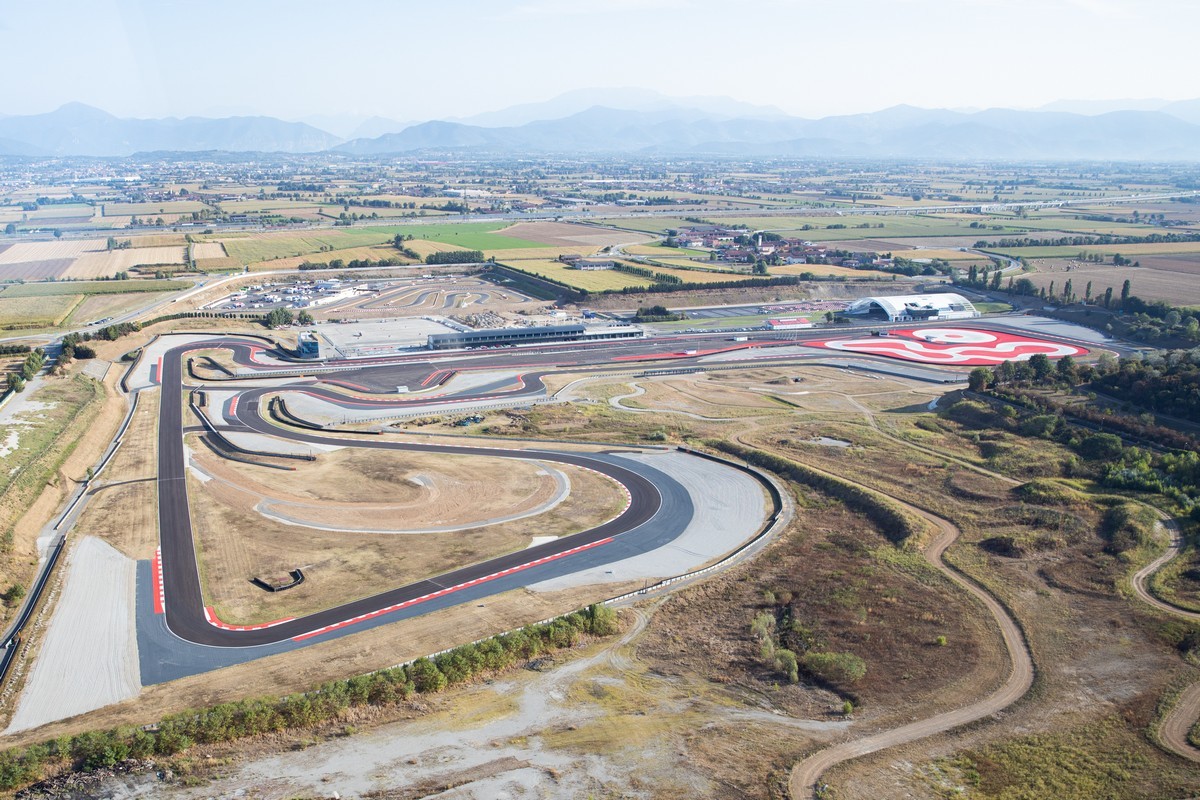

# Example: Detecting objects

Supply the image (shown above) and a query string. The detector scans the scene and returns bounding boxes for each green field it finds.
[503,260,655,292]
[0,279,190,297]
[973,301,1014,313]
[725,214,1028,240]
[217,223,548,265]
[0,294,83,329]
[384,222,548,251]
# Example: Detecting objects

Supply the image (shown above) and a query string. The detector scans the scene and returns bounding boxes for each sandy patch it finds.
[191,241,227,259]
[6,537,139,733]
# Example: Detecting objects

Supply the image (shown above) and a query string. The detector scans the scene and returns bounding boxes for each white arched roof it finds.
[844,293,978,320]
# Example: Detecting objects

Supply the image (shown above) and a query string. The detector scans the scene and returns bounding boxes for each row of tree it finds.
[0,605,619,790]
[974,231,1200,249]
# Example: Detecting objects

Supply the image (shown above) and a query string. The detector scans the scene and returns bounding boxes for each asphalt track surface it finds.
[159,341,675,647]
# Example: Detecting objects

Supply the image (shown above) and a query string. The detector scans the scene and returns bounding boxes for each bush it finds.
[801,651,867,685]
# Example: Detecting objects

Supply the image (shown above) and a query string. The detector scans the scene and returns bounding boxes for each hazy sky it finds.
[2,0,1195,122]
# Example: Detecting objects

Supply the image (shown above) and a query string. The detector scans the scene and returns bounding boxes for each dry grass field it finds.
[504,259,655,292]
[246,244,415,272]
[186,440,627,624]
[0,294,83,329]
[195,446,561,528]
[77,392,161,561]
[67,246,185,279]
[0,239,103,264]
[65,291,175,326]
[190,241,227,260]
[641,265,756,284]
[1022,261,1200,305]
[217,230,398,265]
[770,262,895,278]
[123,234,187,248]
[101,200,209,216]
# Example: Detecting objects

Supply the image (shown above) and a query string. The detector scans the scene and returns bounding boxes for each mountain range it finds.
[3,90,1200,160]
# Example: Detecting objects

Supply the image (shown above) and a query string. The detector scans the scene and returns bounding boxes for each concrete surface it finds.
[6,537,140,733]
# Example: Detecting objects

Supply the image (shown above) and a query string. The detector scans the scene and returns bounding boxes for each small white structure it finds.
[766,317,814,329]
[842,293,979,323]
[572,258,617,271]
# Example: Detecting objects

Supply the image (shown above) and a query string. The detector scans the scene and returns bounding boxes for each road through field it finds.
[1130,515,1200,762]
[787,471,1034,799]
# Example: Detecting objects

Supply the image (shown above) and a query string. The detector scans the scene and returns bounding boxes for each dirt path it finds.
[787,489,1034,798]
[608,381,740,421]
[1161,681,1200,763]
[1129,515,1200,762]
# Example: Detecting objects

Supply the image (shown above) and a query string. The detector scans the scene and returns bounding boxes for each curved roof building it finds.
[842,293,979,322]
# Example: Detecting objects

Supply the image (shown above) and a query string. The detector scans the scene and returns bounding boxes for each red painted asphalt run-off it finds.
[288,537,616,642]
[151,548,165,615]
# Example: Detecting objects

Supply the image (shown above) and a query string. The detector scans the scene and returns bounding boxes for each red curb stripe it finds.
[203,606,295,631]
[291,536,616,642]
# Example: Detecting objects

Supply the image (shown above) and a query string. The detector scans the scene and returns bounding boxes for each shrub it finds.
[802,651,867,685]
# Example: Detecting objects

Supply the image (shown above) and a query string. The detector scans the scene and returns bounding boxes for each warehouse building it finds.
[840,293,979,323]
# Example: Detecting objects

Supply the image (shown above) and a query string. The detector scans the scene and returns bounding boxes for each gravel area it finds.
[6,537,140,733]
[529,450,767,591]
[991,315,1114,344]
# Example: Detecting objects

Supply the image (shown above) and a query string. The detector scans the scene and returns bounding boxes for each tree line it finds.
[974,231,1200,249]
[0,605,619,790]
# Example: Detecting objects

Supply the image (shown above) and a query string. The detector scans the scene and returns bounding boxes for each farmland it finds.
[388,222,549,251]
[215,230,400,265]
[502,259,655,292]
[101,200,210,216]
[992,241,1200,259]
[0,294,82,329]
[68,246,185,278]
[0,279,189,297]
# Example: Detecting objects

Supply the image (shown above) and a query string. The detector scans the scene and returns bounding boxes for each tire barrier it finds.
[271,396,383,435]
[190,396,316,462]
[197,434,297,472]
[250,569,305,593]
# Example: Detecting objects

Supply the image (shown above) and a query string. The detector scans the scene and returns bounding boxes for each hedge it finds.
[708,440,925,545]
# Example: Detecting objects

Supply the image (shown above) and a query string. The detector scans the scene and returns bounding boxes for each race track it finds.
[157,341,675,647]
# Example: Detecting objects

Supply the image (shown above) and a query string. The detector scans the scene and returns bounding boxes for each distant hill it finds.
[334,104,1200,160]
[456,87,789,127]
[4,95,1200,160]
[0,103,341,156]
